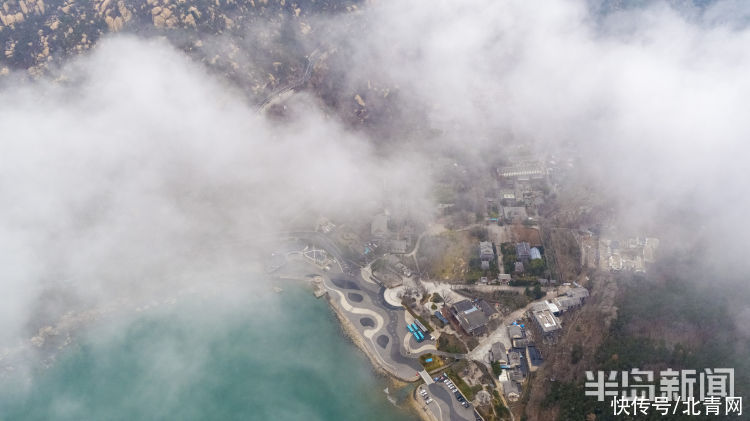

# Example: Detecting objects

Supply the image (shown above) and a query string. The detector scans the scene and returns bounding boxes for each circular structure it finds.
[360,317,375,328]
[376,335,389,349]
[347,292,364,303]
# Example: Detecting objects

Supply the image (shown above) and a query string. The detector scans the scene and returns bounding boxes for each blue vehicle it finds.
[407,324,415,333]
[434,311,449,325]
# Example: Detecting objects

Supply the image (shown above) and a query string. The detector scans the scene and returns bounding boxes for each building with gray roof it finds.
[501,381,521,402]
[531,309,561,336]
[508,350,522,367]
[491,342,508,365]
[516,242,531,261]
[479,241,494,261]
[507,325,524,340]
[450,299,490,336]
[526,345,544,372]
[567,287,590,301]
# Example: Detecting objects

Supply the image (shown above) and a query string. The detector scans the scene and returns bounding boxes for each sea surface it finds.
[0,283,417,421]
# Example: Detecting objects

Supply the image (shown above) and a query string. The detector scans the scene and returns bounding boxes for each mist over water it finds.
[0,283,416,421]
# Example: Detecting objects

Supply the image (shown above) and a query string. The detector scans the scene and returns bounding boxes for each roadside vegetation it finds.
[537,266,750,420]
[419,353,445,372]
[456,288,531,313]
[401,299,434,332]
[436,332,468,354]
[445,365,482,401]
[491,361,503,377]
[417,228,498,283]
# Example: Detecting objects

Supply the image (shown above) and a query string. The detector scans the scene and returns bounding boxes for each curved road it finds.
[279,231,474,420]
[256,54,316,113]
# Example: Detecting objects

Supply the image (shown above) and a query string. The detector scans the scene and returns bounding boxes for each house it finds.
[450,300,490,336]
[554,296,582,312]
[501,381,521,402]
[516,242,531,261]
[477,299,496,316]
[567,287,590,301]
[512,337,530,348]
[550,287,588,313]
[543,300,561,316]
[530,247,542,260]
[507,350,522,368]
[531,300,561,316]
[491,342,508,365]
[526,346,544,372]
[508,324,529,347]
[514,261,524,273]
[507,325,524,341]
[508,368,525,382]
[479,241,494,261]
[531,308,562,336]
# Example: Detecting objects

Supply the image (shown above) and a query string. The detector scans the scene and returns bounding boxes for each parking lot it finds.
[421,374,479,421]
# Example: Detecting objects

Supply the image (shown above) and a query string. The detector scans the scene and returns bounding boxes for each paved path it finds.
[256,53,317,113]
[280,231,475,419]
[287,232,424,380]
[468,301,537,361]
[427,382,476,421]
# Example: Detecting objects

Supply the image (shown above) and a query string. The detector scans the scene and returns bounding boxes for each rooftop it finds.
[508,351,522,367]
[452,299,476,313]
[491,343,508,362]
[532,309,561,333]
[567,287,590,300]
[507,325,524,339]
[451,300,489,334]
[501,380,521,398]
[554,296,582,311]
[527,345,544,366]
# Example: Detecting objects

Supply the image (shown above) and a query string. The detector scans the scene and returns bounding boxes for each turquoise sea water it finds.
[0,285,416,421]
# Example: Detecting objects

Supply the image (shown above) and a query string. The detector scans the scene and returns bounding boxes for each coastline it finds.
[325,292,393,379]
[325,292,439,421]
[324,292,436,421]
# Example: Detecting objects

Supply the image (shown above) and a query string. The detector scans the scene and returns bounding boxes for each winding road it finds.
[256,53,317,113]
[277,231,475,420]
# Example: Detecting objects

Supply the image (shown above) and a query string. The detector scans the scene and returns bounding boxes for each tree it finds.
[492,361,503,376]
[528,259,546,276]
[470,226,489,241]
[533,284,544,300]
